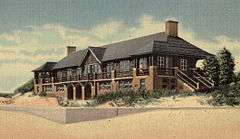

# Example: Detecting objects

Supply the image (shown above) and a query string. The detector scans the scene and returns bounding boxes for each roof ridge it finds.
[100,32,165,48]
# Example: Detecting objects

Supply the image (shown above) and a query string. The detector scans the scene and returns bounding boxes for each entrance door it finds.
[84,83,92,100]
[75,85,82,100]
[67,85,73,100]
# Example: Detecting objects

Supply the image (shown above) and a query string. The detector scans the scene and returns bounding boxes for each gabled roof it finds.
[53,49,88,70]
[101,32,167,61]
[49,32,213,70]
[101,32,213,61]
[153,41,212,57]
[89,47,106,62]
[32,62,57,72]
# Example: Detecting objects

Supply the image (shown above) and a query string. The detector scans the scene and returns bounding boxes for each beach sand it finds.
[0,108,240,139]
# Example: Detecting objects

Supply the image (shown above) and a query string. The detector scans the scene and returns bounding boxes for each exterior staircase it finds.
[174,68,214,91]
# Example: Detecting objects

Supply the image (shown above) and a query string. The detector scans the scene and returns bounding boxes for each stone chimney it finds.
[67,46,76,56]
[165,20,178,37]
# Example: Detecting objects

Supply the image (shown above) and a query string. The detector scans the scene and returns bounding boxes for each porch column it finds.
[81,86,85,100]
[63,84,68,99]
[39,78,43,93]
[111,70,115,79]
[132,68,139,91]
[148,66,157,91]
[91,82,95,99]
[51,77,56,93]
[96,82,100,95]
[73,86,76,100]
[52,85,56,93]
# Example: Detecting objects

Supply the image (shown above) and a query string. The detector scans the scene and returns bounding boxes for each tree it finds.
[235,72,240,83]
[218,47,235,86]
[14,78,34,94]
[203,56,220,86]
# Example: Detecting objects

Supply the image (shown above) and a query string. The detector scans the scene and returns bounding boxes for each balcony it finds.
[156,67,175,76]
[95,72,111,79]
[116,70,133,78]
[51,72,112,83]
[42,78,51,84]
[136,68,149,76]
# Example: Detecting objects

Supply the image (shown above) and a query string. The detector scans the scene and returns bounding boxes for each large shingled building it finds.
[33,21,214,100]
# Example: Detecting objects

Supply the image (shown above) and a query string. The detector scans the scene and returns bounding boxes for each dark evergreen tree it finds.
[203,56,220,86]
[235,72,240,82]
[218,47,235,86]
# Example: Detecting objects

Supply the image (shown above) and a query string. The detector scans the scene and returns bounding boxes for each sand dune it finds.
[0,108,240,139]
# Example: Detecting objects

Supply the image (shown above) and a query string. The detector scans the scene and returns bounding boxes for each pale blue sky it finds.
[0,0,240,92]
[1,0,240,40]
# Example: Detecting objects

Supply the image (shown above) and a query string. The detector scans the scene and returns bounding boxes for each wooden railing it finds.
[95,72,111,79]
[192,70,214,88]
[116,70,133,78]
[175,68,199,90]
[52,72,112,83]
[42,78,51,84]
[136,68,149,76]
[156,67,175,76]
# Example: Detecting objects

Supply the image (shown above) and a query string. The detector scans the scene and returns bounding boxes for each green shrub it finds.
[209,82,240,106]
[94,89,178,106]
[0,93,14,98]
[39,91,47,97]
[14,78,34,95]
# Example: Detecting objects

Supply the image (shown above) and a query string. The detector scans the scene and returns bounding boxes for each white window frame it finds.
[180,59,187,71]
[157,56,165,68]
[139,58,148,69]
[77,67,82,75]
[106,64,113,73]
[120,60,130,72]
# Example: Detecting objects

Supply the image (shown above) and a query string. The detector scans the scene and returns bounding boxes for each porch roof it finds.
[32,62,57,72]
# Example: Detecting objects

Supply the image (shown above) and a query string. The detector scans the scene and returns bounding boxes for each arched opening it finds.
[75,84,82,100]
[67,85,73,100]
[84,83,92,100]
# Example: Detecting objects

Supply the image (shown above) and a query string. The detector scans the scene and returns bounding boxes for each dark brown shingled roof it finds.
[101,32,167,61]
[32,62,57,72]
[101,32,213,61]
[53,49,88,70]
[89,47,106,62]
[50,32,213,70]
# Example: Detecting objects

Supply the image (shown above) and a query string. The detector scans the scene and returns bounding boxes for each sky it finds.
[0,0,240,92]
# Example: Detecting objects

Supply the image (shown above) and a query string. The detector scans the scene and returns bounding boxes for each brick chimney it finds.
[165,20,178,37]
[67,46,76,56]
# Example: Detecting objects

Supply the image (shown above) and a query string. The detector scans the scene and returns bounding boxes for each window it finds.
[67,69,72,76]
[106,64,113,73]
[139,58,148,69]
[120,60,130,71]
[72,69,77,76]
[157,56,165,68]
[94,64,101,74]
[180,59,187,71]
[62,70,67,77]
[57,71,62,78]
[77,67,82,75]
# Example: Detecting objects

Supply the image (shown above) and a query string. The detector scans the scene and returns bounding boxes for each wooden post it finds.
[91,82,95,99]
[81,86,85,100]
[73,86,76,100]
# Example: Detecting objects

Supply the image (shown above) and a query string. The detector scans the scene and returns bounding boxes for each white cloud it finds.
[0,15,240,92]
